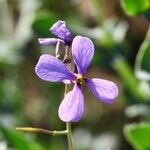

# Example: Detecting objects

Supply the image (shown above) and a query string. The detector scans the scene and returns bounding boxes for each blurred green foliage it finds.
[0,126,45,150]
[135,27,150,81]
[121,0,150,16]
[124,123,150,150]
[121,1,150,150]
[32,11,58,37]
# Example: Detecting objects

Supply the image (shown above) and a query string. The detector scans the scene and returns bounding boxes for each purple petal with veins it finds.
[50,20,72,43]
[72,36,94,75]
[86,78,118,103]
[38,38,64,45]
[35,54,75,82]
[58,84,84,122]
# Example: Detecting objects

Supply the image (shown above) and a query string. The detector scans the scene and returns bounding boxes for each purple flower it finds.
[35,36,118,122]
[38,20,72,46]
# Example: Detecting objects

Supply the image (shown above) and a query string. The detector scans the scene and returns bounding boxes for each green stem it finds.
[64,84,74,150]
[16,127,68,136]
[66,122,74,150]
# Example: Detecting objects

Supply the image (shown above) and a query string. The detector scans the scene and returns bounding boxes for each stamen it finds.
[75,74,85,85]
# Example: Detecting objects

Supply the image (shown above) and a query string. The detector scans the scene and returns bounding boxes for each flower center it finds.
[75,74,85,85]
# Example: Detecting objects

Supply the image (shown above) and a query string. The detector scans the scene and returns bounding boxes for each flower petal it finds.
[50,20,72,43]
[38,38,64,45]
[35,54,75,82]
[86,78,118,103]
[72,36,94,75]
[58,84,84,122]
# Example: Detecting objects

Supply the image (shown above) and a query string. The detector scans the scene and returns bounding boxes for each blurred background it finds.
[0,0,150,150]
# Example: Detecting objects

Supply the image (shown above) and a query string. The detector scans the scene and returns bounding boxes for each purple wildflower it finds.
[35,36,118,122]
[38,20,72,46]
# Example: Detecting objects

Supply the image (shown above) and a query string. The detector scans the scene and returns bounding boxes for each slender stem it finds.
[55,40,61,58]
[63,45,69,62]
[16,127,68,136]
[64,83,74,150]
[66,122,74,150]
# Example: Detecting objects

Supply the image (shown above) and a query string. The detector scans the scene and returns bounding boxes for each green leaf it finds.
[124,122,150,150]
[121,0,150,16]
[135,27,150,81]
[0,126,45,150]
[32,11,57,37]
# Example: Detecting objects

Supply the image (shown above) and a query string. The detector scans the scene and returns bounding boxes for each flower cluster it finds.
[35,21,118,122]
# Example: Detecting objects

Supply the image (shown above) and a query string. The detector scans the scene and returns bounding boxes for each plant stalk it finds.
[16,127,68,136]
[64,84,74,150]
[66,122,74,150]
[63,44,74,150]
